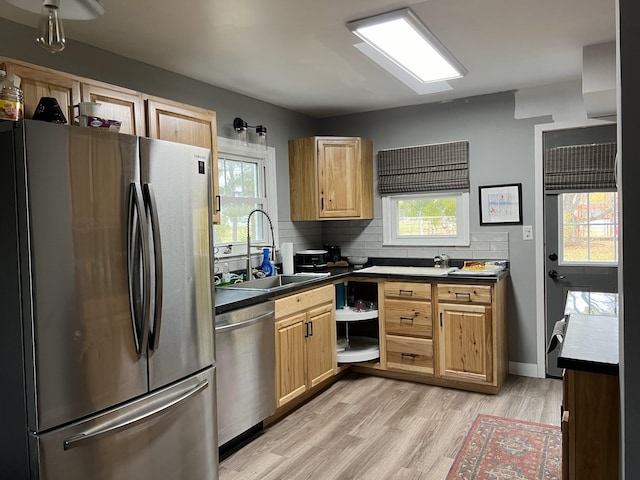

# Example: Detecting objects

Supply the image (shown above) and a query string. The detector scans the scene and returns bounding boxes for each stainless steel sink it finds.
[219,274,321,292]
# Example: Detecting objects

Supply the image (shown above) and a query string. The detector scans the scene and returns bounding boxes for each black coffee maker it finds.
[322,244,342,263]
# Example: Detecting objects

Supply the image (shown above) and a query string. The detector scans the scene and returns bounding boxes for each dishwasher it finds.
[215,301,276,448]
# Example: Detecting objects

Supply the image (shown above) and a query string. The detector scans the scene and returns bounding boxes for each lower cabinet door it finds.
[275,313,307,407]
[438,303,493,384]
[306,304,336,388]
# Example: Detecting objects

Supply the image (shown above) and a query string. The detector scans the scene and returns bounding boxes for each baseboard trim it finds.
[509,361,541,378]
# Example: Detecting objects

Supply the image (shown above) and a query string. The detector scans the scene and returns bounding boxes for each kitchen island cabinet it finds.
[288,136,373,220]
[274,284,336,408]
[558,312,619,480]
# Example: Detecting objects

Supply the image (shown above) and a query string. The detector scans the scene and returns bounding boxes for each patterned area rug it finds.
[447,414,561,480]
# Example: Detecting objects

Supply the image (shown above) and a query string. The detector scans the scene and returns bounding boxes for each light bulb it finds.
[233,117,248,144]
[36,0,65,54]
[256,125,267,150]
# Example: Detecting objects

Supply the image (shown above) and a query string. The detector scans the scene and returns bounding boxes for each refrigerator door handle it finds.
[127,182,151,354]
[143,183,163,350]
[63,378,209,451]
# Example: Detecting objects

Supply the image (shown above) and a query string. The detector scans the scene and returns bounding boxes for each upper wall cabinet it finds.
[2,61,80,123]
[288,136,373,221]
[0,57,220,224]
[146,97,220,224]
[81,81,145,136]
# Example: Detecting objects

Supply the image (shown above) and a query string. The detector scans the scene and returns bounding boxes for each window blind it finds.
[544,142,617,192]
[378,141,469,195]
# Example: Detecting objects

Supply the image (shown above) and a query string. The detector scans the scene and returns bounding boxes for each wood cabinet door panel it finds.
[6,63,80,122]
[146,98,219,224]
[306,304,335,387]
[276,314,307,407]
[317,138,360,218]
[385,299,432,338]
[81,83,144,136]
[438,303,492,383]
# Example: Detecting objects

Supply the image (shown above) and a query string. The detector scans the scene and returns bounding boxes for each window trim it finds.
[214,137,278,259]
[557,192,618,267]
[382,191,470,246]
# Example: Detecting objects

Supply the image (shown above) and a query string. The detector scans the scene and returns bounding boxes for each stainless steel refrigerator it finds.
[0,120,217,479]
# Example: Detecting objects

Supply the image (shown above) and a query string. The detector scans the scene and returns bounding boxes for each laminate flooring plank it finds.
[219,374,563,480]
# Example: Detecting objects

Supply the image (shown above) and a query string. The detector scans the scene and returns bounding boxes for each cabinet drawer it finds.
[385,299,432,338]
[386,335,433,374]
[384,281,431,301]
[437,284,492,304]
[275,284,334,319]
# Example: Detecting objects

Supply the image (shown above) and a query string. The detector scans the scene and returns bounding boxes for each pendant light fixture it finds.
[36,0,65,53]
[5,0,105,54]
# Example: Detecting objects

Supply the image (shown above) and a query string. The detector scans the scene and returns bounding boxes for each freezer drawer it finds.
[34,367,218,480]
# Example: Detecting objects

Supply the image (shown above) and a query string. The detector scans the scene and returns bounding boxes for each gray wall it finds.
[0,17,319,225]
[0,17,552,367]
[320,93,551,366]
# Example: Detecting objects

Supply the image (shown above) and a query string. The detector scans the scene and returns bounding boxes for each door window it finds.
[559,192,618,265]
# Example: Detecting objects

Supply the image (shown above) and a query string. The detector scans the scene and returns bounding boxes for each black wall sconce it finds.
[233,117,267,147]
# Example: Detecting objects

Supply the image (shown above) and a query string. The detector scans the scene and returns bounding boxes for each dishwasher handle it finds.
[215,311,275,333]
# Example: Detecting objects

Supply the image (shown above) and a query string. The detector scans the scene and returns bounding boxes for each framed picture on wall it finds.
[479,183,523,225]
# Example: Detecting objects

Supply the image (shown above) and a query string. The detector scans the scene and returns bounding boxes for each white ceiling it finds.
[0,0,616,118]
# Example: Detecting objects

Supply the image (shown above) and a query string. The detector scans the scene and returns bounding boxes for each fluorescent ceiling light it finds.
[347,8,467,84]
[354,42,453,95]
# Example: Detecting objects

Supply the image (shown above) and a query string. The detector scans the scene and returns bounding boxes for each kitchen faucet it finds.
[246,208,276,280]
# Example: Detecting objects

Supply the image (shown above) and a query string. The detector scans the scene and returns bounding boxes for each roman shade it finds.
[378,140,469,195]
[544,142,617,192]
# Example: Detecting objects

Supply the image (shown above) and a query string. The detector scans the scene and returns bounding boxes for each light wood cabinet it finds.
[434,282,506,390]
[81,81,145,136]
[2,61,80,123]
[145,97,220,224]
[275,285,336,407]
[275,311,307,406]
[0,57,221,224]
[288,136,373,221]
[383,281,435,375]
[437,302,492,383]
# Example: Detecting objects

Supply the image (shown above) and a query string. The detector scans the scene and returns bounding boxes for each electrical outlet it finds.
[523,225,533,241]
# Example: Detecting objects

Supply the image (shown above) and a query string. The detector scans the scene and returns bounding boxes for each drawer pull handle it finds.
[455,292,472,300]
[399,316,414,323]
[399,289,414,296]
[401,353,417,359]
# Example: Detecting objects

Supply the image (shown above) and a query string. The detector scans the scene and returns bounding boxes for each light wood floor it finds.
[219,373,563,480]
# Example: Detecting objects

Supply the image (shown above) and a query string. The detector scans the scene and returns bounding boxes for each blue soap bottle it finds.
[261,247,274,276]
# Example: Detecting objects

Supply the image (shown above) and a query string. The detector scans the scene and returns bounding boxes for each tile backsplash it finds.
[320,219,510,261]
[279,218,509,260]
[217,218,509,277]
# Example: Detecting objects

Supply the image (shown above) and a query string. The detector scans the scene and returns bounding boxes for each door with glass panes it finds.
[543,124,618,377]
